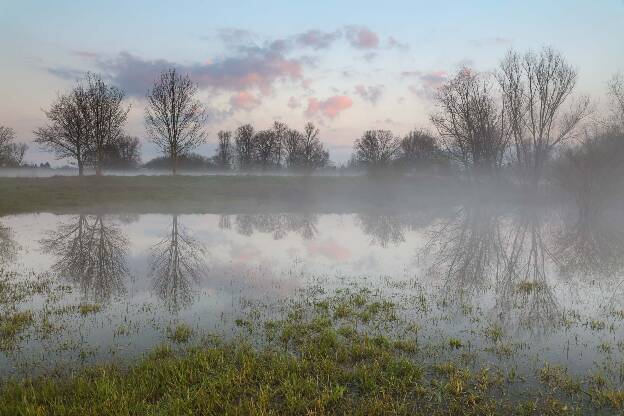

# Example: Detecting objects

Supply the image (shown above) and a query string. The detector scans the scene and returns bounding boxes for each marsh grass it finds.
[2,267,624,414]
[78,303,102,315]
[2,288,624,415]
[166,323,193,343]
[0,311,33,350]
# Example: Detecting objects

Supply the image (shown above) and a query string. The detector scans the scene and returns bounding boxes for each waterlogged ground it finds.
[2,202,624,406]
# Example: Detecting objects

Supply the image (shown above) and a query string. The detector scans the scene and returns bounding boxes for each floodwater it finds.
[1,200,624,385]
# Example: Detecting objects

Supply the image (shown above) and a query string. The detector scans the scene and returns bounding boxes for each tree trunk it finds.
[96,149,103,176]
[78,160,84,176]
[172,151,177,175]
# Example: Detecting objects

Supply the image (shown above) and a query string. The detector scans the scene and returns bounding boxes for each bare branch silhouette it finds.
[145,69,206,175]
[498,47,590,185]
[149,215,207,312]
[40,215,128,302]
[234,213,319,240]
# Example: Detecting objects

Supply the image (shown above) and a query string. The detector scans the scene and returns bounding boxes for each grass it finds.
[516,280,545,294]
[0,311,33,350]
[1,289,623,415]
[166,323,193,343]
[0,175,463,215]
[78,303,102,315]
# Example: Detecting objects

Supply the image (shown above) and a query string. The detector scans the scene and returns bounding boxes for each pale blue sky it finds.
[1,0,623,164]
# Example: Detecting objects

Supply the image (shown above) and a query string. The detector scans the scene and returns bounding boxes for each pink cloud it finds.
[296,30,341,50]
[55,48,304,97]
[305,95,353,119]
[354,84,384,105]
[345,26,379,49]
[402,70,448,99]
[287,96,301,109]
[387,36,409,50]
[230,243,262,263]
[230,91,261,111]
[306,238,351,261]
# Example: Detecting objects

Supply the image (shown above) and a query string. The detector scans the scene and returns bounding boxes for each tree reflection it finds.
[233,213,318,240]
[495,209,559,332]
[356,213,406,247]
[149,215,206,312]
[424,201,560,333]
[218,214,231,230]
[40,214,128,302]
[424,203,504,297]
[0,221,18,265]
[555,203,624,280]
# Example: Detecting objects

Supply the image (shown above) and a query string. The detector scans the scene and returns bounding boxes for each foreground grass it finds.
[0,174,473,215]
[1,289,623,415]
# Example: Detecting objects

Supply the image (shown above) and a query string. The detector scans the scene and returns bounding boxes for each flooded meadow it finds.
[2,193,624,408]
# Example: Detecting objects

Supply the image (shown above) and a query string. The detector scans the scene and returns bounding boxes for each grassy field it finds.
[0,175,466,215]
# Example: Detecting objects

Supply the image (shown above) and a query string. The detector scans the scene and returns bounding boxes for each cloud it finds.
[402,70,448,99]
[72,50,100,59]
[470,37,512,47]
[354,84,384,105]
[387,36,409,51]
[345,25,380,49]
[305,238,351,261]
[217,28,255,47]
[295,30,342,50]
[229,91,261,111]
[287,96,301,109]
[46,67,85,81]
[362,52,378,62]
[305,95,353,119]
[52,44,305,97]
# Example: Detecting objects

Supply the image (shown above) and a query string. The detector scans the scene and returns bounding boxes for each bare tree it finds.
[0,126,28,167]
[0,126,14,159]
[298,122,330,172]
[353,129,399,172]
[272,121,288,167]
[35,88,91,175]
[608,72,624,131]
[83,73,130,175]
[431,68,508,177]
[254,129,281,170]
[284,128,303,168]
[149,215,206,312]
[553,128,624,210]
[145,68,206,175]
[213,130,233,169]
[103,135,141,170]
[396,129,440,171]
[234,124,255,170]
[498,48,590,185]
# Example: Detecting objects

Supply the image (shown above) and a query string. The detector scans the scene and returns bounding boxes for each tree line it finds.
[348,48,624,187]
[1,47,622,181]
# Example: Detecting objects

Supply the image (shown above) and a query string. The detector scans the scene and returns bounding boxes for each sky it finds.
[1,0,623,165]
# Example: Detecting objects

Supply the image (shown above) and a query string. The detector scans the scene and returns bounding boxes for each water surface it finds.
[1,201,624,385]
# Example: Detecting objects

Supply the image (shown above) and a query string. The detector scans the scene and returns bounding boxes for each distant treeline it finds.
[2,47,623,186]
